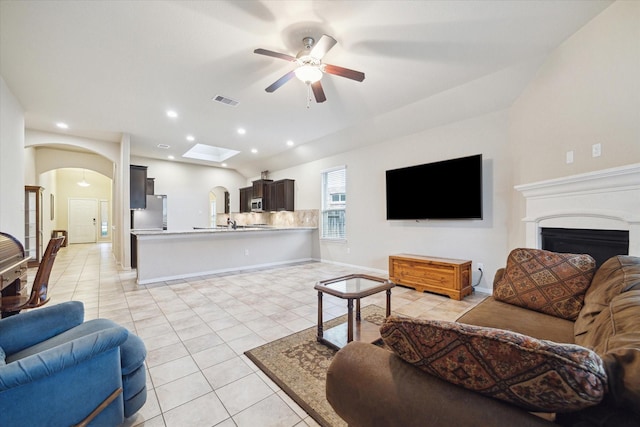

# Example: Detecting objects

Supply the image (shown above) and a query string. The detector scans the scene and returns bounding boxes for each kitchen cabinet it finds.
[252,179,272,199]
[239,187,252,213]
[240,179,294,212]
[268,179,295,211]
[263,182,273,211]
[130,165,147,209]
[25,185,44,267]
[146,178,155,195]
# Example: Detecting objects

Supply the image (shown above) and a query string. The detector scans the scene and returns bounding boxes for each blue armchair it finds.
[0,301,147,426]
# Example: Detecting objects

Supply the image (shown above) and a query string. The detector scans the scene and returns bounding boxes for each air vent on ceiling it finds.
[212,95,239,106]
[157,144,170,149]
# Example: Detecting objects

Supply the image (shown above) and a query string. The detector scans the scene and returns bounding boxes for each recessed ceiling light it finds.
[166,110,178,118]
[168,155,175,160]
[251,148,258,154]
[221,163,227,167]
[56,122,69,129]
[186,135,195,142]
[237,128,246,135]
[286,140,294,147]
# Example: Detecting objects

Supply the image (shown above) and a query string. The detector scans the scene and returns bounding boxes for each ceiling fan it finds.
[254,34,365,104]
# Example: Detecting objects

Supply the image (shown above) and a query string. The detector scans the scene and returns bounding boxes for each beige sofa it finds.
[326,253,640,427]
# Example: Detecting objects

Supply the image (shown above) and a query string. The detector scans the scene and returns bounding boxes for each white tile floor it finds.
[36,242,487,427]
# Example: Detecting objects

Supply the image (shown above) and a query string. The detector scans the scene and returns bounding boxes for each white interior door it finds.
[68,199,98,244]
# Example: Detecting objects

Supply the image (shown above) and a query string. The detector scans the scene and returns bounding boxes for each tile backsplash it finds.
[220,209,318,228]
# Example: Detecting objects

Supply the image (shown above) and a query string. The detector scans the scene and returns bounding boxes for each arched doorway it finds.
[42,167,113,244]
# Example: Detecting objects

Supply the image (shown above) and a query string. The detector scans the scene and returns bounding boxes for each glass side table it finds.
[314,274,394,350]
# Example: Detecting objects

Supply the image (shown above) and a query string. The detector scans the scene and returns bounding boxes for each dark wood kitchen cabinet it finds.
[130,165,147,209]
[239,187,252,213]
[146,178,155,195]
[252,179,272,199]
[267,179,295,211]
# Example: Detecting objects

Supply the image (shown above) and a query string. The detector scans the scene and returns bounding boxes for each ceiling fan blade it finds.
[310,34,337,60]
[311,81,327,103]
[265,70,296,92]
[254,48,296,62]
[323,64,365,82]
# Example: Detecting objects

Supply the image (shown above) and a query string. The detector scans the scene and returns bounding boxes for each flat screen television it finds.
[386,154,483,220]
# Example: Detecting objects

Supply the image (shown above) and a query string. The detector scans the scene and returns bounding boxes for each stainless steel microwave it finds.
[251,198,263,212]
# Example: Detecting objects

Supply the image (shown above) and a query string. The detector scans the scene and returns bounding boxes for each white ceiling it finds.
[0,0,613,178]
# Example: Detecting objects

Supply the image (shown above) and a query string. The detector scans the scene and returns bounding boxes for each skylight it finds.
[182,143,240,163]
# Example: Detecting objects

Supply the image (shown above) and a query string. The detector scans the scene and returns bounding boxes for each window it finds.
[100,200,109,238]
[331,193,346,203]
[321,166,346,239]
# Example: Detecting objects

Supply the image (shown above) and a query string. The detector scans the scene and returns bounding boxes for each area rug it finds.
[244,305,389,427]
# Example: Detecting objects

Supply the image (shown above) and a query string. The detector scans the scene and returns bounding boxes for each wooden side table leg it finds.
[386,289,392,317]
[317,291,323,341]
[347,298,354,343]
[356,297,361,321]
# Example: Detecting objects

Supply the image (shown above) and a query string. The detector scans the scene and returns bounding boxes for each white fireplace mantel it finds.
[515,163,640,256]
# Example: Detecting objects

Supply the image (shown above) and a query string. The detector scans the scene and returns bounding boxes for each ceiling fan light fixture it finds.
[294,65,323,84]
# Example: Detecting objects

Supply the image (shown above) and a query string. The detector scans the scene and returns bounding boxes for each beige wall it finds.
[266,1,639,291]
[508,0,640,249]
[271,110,512,293]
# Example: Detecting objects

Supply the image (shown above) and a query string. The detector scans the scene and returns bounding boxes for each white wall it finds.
[130,156,247,231]
[270,110,512,293]
[0,76,25,239]
[508,0,640,249]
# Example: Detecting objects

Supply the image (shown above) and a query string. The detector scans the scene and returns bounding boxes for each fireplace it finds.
[515,163,640,259]
[541,227,629,268]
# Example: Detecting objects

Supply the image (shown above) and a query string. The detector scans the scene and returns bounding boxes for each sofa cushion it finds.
[380,316,608,413]
[456,296,575,344]
[494,248,596,320]
[574,255,640,342]
[572,256,640,416]
[588,290,640,415]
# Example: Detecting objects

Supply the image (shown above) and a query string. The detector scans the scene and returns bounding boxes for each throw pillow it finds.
[0,346,5,366]
[380,316,607,413]
[494,248,596,320]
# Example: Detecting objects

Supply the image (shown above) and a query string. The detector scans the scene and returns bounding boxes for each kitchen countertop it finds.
[131,226,316,236]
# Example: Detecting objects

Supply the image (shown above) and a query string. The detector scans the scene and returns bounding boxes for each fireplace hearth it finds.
[541,227,629,268]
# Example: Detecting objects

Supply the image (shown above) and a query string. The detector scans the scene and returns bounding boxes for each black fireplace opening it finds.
[541,227,629,269]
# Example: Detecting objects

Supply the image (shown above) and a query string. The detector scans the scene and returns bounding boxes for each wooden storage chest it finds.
[389,254,472,300]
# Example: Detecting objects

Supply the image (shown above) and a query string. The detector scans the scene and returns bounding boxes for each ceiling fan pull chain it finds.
[306,83,311,109]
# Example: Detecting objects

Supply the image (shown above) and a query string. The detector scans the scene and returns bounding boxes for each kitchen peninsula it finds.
[131,227,318,284]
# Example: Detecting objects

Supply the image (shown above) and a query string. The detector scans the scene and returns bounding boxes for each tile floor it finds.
[36,242,488,427]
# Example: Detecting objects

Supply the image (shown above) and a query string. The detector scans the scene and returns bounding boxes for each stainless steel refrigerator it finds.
[131,195,167,230]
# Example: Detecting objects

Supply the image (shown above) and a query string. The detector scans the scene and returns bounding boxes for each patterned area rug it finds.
[245,305,389,427]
